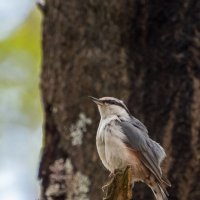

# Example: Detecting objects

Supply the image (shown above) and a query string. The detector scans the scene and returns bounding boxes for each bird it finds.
[90,96,171,200]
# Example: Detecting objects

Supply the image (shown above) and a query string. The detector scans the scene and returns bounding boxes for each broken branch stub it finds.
[103,166,133,200]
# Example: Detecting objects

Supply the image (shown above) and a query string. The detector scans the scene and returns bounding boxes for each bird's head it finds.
[90,96,130,119]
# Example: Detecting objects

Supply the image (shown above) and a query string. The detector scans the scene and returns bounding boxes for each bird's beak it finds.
[89,96,103,105]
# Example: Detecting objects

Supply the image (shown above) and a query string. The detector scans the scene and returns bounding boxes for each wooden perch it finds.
[103,167,133,200]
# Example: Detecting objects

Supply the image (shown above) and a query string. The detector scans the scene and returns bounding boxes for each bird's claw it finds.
[102,175,115,192]
[102,184,107,192]
[113,169,123,176]
[108,172,115,178]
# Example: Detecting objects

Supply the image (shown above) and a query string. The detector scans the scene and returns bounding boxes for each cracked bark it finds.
[102,167,133,200]
[39,0,200,200]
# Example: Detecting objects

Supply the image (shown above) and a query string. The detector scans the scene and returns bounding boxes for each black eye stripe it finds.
[102,100,130,114]
[102,100,120,106]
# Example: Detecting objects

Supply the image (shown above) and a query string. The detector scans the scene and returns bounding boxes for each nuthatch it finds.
[90,96,171,200]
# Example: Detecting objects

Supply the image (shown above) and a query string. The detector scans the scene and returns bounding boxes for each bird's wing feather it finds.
[118,119,167,184]
[130,116,148,134]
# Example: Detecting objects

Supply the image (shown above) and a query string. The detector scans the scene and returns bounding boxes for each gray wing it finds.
[130,116,148,134]
[119,119,166,184]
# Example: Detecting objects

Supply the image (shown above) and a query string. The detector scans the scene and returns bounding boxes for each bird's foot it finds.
[108,172,114,178]
[102,169,124,192]
[102,175,115,192]
[113,168,124,176]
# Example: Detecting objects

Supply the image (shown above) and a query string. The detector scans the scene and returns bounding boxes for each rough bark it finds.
[103,167,133,200]
[39,0,200,200]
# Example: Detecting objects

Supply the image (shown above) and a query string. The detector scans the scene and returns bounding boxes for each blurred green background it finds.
[0,0,42,200]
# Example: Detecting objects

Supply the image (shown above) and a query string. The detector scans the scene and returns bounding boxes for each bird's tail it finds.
[149,181,169,200]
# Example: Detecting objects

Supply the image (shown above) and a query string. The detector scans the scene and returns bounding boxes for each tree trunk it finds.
[39,0,200,200]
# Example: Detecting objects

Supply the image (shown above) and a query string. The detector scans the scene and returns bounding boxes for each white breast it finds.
[96,116,129,172]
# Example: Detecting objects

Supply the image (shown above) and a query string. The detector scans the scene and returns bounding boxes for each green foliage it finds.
[0,8,42,128]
